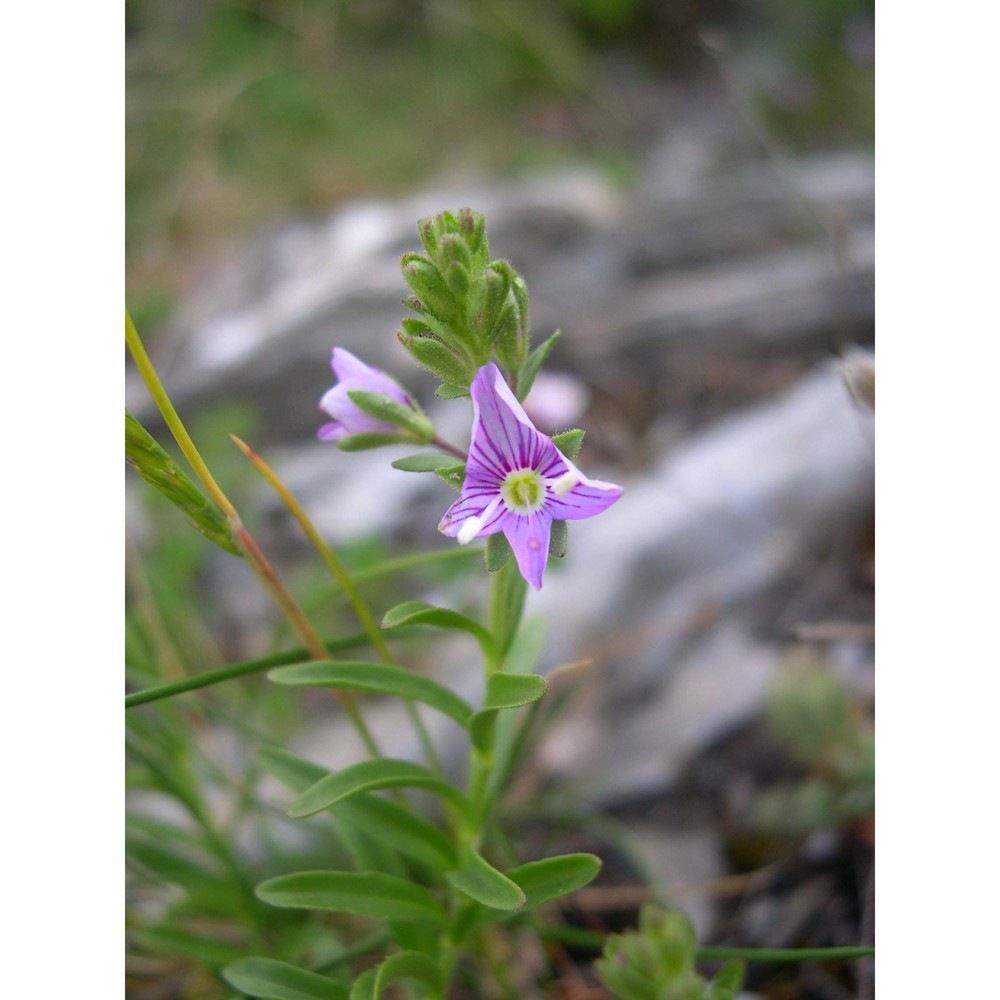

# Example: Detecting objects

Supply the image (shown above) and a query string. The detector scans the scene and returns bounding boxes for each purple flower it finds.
[318,348,415,442]
[439,363,623,590]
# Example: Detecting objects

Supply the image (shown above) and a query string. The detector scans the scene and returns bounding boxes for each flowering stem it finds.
[126,310,382,760]
[230,434,442,772]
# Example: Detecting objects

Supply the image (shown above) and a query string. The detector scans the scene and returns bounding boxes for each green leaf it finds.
[334,794,457,872]
[551,428,585,459]
[268,661,474,728]
[257,748,407,876]
[485,532,513,572]
[258,746,327,793]
[382,601,498,661]
[257,870,446,926]
[508,853,601,910]
[347,390,433,441]
[447,850,526,910]
[518,330,561,401]
[289,758,471,820]
[391,453,459,472]
[348,951,445,1000]
[125,411,242,557]
[469,673,547,752]
[132,925,246,967]
[223,958,348,1000]
[337,432,413,452]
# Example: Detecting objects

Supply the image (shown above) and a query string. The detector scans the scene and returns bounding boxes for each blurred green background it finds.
[126,0,873,332]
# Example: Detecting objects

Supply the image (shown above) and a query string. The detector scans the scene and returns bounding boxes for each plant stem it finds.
[126,310,382,759]
[230,434,442,771]
[432,434,468,461]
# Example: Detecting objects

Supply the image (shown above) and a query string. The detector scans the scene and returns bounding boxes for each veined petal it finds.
[439,490,506,537]
[320,384,396,434]
[544,462,624,521]
[502,509,553,590]
[468,363,547,477]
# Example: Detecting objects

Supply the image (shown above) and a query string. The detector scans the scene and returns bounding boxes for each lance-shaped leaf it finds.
[348,951,445,1000]
[223,958,349,1000]
[435,384,470,400]
[382,601,498,662]
[256,870,446,927]
[347,390,434,441]
[268,661,474,728]
[337,432,414,452]
[289,758,472,820]
[447,849,526,911]
[258,748,458,872]
[131,925,246,967]
[125,411,242,556]
[391,453,461,473]
[469,673,547,752]
[508,853,602,909]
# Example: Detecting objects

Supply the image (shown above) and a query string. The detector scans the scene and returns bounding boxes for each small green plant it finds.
[596,906,745,1000]
[753,650,874,835]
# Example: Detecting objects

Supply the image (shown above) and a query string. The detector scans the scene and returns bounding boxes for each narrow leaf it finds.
[508,853,602,910]
[125,411,242,556]
[334,794,457,872]
[268,661,473,728]
[256,870,446,926]
[469,673,547,751]
[447,850,526,910]
[434,462,466,489]
[348,951,444,1000]
[289,758,471,819]
[223,958,348,1000]
[347,390,433,440]
[391,453,459,472]
[337,432,412,452]
[435,383,470,399]
[382,601,498,660]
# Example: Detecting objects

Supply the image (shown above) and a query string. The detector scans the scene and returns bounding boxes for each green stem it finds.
[230,435,442,771]
[125,633,374,708]
[126,310,382,760]
[538,924,874,962]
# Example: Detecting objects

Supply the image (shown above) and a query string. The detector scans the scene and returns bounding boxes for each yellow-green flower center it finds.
[501,468,545,512]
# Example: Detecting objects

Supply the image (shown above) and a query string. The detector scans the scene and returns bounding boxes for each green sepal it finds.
[435,384,470,400]
[485,532,513,572]
[447,849,526,911]
[551,428,585,459]
[443,259,470,300]
[346,390,433,440]
[391,453,460,473]
[256,870,447,927]
[288,758,472,820]
[401,253,459,325]
[517,329,561,401]
[435,462,466,489]
[548,520,568,559]
[336,432,414,452]
[480,265,512,338]
[398,328,472,387]
[348,951,445,1000]
[222,958,349,1000]
[469,673,547,752]
[125,411,242,557]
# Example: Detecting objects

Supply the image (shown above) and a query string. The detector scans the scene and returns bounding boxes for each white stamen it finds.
[457,515,484,545]
[551,470,579,495]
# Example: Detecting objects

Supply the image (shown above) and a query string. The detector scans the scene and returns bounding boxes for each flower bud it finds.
[401,253,459,325]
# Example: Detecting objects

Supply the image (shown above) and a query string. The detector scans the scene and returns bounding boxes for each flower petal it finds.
[544,460,624,521]
[331,348,410,405]
[317,422,348,442]
[320,384,395,435]
[468,363,548,479]
[502,509,553,590]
